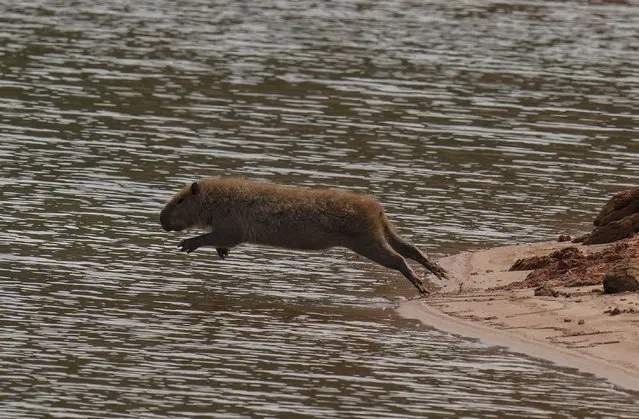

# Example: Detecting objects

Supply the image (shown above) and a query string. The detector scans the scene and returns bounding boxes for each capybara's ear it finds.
[190,182,200,195]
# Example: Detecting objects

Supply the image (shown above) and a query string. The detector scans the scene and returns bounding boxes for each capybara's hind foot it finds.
[425,260,448,281]
[412,277,431,295]
[411,281,431,297]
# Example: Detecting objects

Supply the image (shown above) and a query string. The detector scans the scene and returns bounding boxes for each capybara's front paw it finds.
[179,238,200,253]
[216,247,229,259]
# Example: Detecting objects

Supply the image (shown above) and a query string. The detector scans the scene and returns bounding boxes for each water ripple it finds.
[2,0,638,417]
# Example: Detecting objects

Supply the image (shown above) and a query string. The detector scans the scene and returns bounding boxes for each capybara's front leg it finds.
[179,229,242,255]
[179,234,209,253]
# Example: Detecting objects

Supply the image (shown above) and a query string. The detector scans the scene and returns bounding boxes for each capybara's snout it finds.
[160,209,173,231]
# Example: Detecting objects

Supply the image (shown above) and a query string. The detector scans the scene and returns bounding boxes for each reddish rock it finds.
[504,237,638,290]
[509,247,583,272]
[549,247,583,260]
[534,285,559,297]
[510,255,553,271]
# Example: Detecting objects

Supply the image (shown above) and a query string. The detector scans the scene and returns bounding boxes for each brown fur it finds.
[160,178,447,294]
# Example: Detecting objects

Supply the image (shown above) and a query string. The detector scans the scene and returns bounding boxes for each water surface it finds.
[1,0,638,417]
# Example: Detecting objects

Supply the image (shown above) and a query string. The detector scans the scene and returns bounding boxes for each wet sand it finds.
[397,241,639,391]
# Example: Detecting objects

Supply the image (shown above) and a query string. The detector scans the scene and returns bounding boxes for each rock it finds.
[578,319,585,325]
[605,306,636,315]
[571,233,588,243]
[594,189,639,227]
[549,247,582,260]
[510,255,553,271]
[558,234,572,242]
[602,271,639,294]
[577,189,639,245]
[510,247,584,272]
[584,213,639,245]
[534,285,559,297]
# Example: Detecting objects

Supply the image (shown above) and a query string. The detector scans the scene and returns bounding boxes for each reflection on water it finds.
[1,0,638,417]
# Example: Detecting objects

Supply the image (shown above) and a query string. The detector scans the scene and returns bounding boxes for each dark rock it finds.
[579,188,639,245]
[584,213,639,245]
[594,189,639,227]
[572,234,589,243]
[602,272,639,294]
[558,235,572,242]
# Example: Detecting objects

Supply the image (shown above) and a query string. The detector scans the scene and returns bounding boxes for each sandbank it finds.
[397,241,639,392]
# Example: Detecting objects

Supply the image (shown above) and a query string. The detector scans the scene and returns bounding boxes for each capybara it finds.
[160,178,448,294]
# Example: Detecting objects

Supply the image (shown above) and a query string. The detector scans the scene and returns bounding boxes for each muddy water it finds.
[2,0,638,417]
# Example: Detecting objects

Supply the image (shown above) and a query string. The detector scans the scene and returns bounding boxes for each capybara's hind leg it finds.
[383,224,448,280]
[349,240,429,294]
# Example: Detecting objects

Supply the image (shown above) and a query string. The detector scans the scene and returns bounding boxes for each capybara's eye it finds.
[176,197,184,204]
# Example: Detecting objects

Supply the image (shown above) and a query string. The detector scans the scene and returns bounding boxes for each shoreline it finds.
[397,241,639,392]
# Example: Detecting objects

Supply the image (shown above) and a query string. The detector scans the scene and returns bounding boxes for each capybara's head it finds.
[160,181,205,232]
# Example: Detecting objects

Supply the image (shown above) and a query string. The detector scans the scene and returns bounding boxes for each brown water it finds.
[2,0,638,417]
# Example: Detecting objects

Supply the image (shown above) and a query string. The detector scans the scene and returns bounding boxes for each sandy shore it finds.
[397,241,639,391]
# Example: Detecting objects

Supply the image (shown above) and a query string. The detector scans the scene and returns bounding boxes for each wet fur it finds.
[160,178,447,294]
